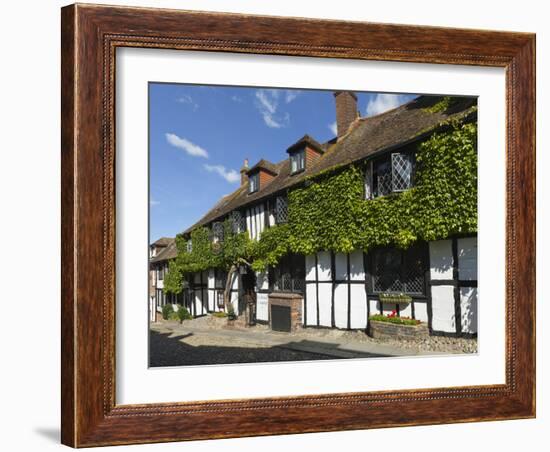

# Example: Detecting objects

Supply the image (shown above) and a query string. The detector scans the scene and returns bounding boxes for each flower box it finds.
[378,293,413,304]
[368,318,428,341]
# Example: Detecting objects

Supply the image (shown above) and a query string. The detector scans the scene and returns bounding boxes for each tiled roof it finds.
[150,238,177,263]
[286,134,325,154]
[151,237,173,247]
[246,159,279,176]
[183,95,477,235]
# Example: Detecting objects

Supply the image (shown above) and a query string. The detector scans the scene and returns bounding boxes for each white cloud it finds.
[150,196,160,206]
[365,94,411,117]
[204,164,240,184]
[176,94,198,110]
[231,95,243,103]
[254,89,290,128]
[328,121,337,136]
[284,90,299,103]
[165,133,209,158]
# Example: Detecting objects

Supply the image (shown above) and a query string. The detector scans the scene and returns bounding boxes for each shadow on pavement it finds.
[149,329,389,367]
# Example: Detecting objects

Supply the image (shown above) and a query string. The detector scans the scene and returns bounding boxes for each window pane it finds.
[372,245,426,295]
[275,196,288,224]
[402,245,425,294]
[271,253,304,293]
[290,151,305,173]
[372,248,402,292]
[364,162,373,199]
[374,159,392,196]
[391,153,412,191]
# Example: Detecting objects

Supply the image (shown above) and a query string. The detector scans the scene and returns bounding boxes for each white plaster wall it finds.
[430,240,454,280]
[305,254,316,281]
[334,283,348,328]
[258,204,265,238]
[208,270,215,288]
[231,273,239,314]
[460,287,478,334]
[431,285,456,333]
[246,210,252,238]
[369,299,379,317]
[255,270,269,322]
[399,302,412,318]
[246,204,266,240]
[305,283,318,326]
[350,284,367,329]
[256,293,269,321]
[414,301,429,323]
[255,271,269,290]
[318,283,332,326]
[207,270,215,311]
[458,237,478,281]
[349,250,364,280]
[317,251,332,281]
[335,253,348,281]
[194,287,205,316]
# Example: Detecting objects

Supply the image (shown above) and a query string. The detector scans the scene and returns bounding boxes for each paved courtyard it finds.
[149,316,476,367]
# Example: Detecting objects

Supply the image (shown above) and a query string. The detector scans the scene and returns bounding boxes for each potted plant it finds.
[226,304,237,328]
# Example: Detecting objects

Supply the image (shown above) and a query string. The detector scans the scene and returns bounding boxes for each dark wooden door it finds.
[271,305,291,332]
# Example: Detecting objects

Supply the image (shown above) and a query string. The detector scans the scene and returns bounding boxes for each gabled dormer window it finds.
[290,149,305,174]
[249,173,259,194]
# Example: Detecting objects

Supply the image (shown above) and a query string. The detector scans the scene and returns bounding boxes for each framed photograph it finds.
[61,3,535,447]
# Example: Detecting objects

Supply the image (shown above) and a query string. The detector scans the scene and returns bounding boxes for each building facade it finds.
[149,237,176,321]
[158,92,478,337]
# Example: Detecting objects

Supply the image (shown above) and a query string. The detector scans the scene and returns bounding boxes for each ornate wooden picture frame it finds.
[61,3,535,447]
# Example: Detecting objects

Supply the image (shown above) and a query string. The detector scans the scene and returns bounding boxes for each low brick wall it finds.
[368,320,429,341]
[268,293,303,332]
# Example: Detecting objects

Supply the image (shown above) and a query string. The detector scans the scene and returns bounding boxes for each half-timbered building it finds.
[163,92,478,337]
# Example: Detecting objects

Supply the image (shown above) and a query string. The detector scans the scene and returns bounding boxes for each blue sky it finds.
[149,84,417,242]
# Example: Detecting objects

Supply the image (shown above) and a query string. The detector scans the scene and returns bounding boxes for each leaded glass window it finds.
[211,221,224,242]
[371,152,414,198]
[275,196,289,224]
[391,153,413,192]
[215,269,227,288]
[271,253,305,293]
[230,210,246,233]
[371,244,426,295]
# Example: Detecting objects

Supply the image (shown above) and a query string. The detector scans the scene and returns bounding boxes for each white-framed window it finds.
[186,240,192,253]
[249,173,259,193]
[290,149,305,174]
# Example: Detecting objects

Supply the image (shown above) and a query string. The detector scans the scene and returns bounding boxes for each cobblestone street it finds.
[149,316,477,367]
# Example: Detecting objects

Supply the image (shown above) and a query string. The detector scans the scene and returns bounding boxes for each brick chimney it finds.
[240,158,249,185]
[333,91,358,140]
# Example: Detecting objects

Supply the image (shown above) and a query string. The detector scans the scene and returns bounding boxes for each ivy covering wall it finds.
[164,120,477,294]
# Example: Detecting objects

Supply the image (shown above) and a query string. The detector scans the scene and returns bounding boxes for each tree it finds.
[164,219,256,314]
